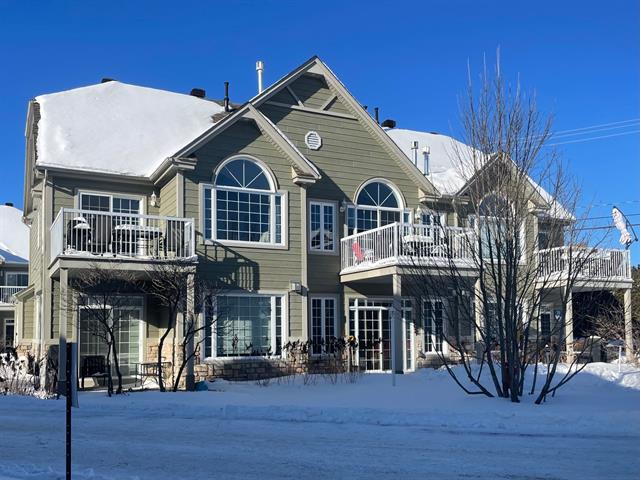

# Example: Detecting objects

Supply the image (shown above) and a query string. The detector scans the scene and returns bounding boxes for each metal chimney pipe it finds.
[374,107,379,124]
[256,60,265,94]
[422,146,431,175]
[223,82,230,112]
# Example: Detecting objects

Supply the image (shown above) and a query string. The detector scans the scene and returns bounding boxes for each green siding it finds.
[159,176,177,217]
[22,297,34,338]
[51,175,159,219]
[186,121,304,337]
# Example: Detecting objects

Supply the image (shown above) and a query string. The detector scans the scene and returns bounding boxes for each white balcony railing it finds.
[50,208,196,264]
[340,222,475,274]
[536,246,632,282]
[0,286,26,304]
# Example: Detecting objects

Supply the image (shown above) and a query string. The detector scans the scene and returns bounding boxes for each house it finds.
[13,56,634,384]
[0,203,29,349]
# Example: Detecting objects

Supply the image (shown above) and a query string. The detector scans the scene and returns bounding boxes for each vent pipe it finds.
[422,146,431,175]
[223,82,230,112]
[374,107,379,124]
[256,60,264,94]
[411,140,419,165]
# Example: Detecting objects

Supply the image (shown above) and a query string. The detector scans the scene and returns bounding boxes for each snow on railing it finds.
[340,222,475,273]
[49,208,196,263]
[536,246,632,282]
[0,286,27,304]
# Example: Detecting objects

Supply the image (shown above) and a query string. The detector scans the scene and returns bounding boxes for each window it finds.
[309,201,335,252]
[3,319,14,347]
[538,228,550,250]
[310,297,337,355]
[202,157,285,246]
[207,294,284,357]
[347,180,405,235]
[79,192,141,215]
[5,272,28,287]
[423,299,445,353]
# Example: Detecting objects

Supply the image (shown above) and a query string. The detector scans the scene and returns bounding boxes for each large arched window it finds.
[202,157,284,245]
[348,180,405,234]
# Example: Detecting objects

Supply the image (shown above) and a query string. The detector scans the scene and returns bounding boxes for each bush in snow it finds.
[0,351,55,399]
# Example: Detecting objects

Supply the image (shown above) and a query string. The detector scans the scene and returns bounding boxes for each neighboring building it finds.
[14,56,633,382]
[0,203,29,349]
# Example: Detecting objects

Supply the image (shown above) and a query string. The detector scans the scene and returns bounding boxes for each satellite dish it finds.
[612,206,638,249]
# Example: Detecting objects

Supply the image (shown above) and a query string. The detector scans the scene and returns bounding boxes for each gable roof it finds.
[34,81,225,177]
[248,56,440,198]
[0,205,29,264]
[386,127,572,219]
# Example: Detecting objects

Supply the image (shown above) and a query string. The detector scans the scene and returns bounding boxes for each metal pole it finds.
[66,342,72,480]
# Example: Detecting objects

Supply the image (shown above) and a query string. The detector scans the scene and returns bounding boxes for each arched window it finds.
[348,180,405,234]
[202,157,284,245]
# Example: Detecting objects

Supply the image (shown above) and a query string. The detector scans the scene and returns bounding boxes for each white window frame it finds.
[347,179,407,235]
[76,296,145,373]
[199,157,288,249]
[3,318,15,347]
[309,295,339,356]
[207,292,287,359]
[5,272,28,287]
[76,190,145,215]
[308,200,337,254]
[423,297,448,355]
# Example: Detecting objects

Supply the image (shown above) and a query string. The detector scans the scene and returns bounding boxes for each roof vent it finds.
[381,119,396,129]
[305,131,322,150]
[190,88,206,98]
[101,78,115,83]
[4,202,14,207]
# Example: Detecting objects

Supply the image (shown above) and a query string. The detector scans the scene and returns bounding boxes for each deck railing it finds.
[0,286,26,304]
[50,208,196,264]
[340,222,475,273]
[536,246,632,282]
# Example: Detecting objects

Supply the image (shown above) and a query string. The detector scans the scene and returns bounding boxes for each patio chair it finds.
[81,355,109,389]
[352,241,373,264]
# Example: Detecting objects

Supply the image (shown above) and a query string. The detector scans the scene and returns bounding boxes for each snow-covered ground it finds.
[1,363,639,480]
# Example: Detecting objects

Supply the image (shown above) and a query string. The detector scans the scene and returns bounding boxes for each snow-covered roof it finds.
[0,205,29,264]
[384,128,476,195]
[35,81,225,177]
[386,128,572,219]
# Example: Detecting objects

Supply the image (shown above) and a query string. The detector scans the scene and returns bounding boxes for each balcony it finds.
[0,286,26,305]
[536,246,632,286]
[50,208,196,265]
[340,222,476,277]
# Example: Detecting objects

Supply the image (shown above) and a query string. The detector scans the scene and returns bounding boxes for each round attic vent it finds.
[304,131,322,150]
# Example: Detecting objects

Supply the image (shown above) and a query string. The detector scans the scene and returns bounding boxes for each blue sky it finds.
[1,0,638,259]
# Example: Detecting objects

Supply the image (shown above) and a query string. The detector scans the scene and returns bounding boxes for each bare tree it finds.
[68,263,138,396]
[404,56,611,403]
[170,279,224,392]
[139,260,197,392]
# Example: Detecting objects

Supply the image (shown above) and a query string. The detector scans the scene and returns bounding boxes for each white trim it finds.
[3,317,15,347]
[213,154,278,192]
[309,294,339,356]
[207,291,288,359]
[200,184,288,249]
[75,189,146,215]
[422,297,448,355]
[308,200,337,254]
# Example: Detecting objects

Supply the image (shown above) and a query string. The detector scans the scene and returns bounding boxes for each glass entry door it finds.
[349,299,392,371]
[79,302,143,378]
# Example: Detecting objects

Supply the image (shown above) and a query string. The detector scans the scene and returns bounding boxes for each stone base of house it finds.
[194,355,356,382]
